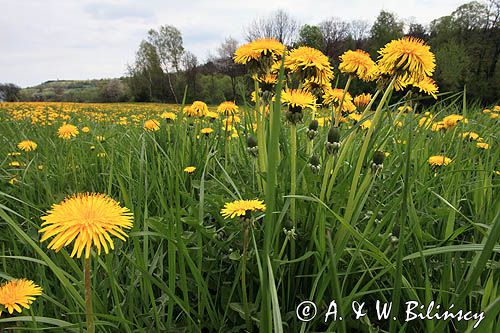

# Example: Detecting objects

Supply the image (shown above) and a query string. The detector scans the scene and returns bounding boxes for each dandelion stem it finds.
[334,75,353,127]
[290,124,297,226]
[242,222,251,331]
[84,257,95,333]
[255,80,267,193]
[290,123,297,260]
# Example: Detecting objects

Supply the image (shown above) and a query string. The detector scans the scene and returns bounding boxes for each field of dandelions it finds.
[0,37,499,333]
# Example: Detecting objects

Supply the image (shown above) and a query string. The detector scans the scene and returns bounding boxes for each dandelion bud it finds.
[326,127,341,154]
[371,150,385,174]
[246,135,258,157]
[286,105,304,124]
[328,126,340,143]
[307,120,319,140]
[389,226,400,245]
[308,155,321,173]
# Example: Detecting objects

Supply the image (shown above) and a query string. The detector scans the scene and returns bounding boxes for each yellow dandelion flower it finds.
[234,38,285,65]
[490,113,499,119]
[476,142,489,149]
[353,93,372,109]
[339,49,377,81]
[360,119,372,129]
[183,105,197,117]
[234,43,259,64]
[0,279,42,316]
[285,46,334,81]
[8,152,21,157]
[57,124,79,140]
[17,140,37,152]
[96,135,105,142]
[201,127,214,135]
[428,155,452,166]
[462,132,480,141]
[217,101,239,115]
[220,199,266,219]
[348,113,362,122]
[206,111,219,120]
[191,101,209,117]
[184,166,196,174]
[254,73,277,85]
[443,114,467,128]
[281,89,317,110]
[378,36,436,83]
[9,161,21,168]
[431,121,445,131]
[413,76,439,99]
[322,88,356,113]
[160,112,177,121]
[144,119,160,131]
[39,193,133,259]
[81,126,90,133]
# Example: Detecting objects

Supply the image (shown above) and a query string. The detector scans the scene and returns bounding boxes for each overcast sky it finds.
[1,0,468,87]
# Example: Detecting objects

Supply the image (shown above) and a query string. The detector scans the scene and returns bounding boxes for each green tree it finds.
[99,79,129,102]
[147,25,185,102]
[434,42,470,91]
[407,22,428,40]
[127,41,166,102]
[296,24,325,51]
[0,83,21,102]
[369,10,404,54]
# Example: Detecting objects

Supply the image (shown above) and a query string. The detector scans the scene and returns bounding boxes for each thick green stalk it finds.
[290,123,297,260]
[242,223,251,331]
[290,124,297,226]
[261,58,285,333]
[84,257,95,333]
[334,75,353,127]
[254,80,267,192]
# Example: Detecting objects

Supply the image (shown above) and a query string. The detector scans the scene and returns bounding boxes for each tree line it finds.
[126,0,499,104]
[5,0,498,104]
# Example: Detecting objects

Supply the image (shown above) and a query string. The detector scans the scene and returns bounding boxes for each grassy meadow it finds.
[0,39,499,333]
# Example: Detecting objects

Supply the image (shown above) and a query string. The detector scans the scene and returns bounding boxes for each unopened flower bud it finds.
[326,127,341,154]
[246,135,258,157]
[371,150,385,174]
[307,120,319,140]
[308,155,321,173]
[286,105,304,124]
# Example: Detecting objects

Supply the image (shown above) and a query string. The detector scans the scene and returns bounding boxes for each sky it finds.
[0,0,468,87]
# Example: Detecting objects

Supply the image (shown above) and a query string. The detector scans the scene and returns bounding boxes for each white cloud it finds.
[0,0,467,87]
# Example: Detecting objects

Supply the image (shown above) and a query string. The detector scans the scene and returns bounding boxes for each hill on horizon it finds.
[20,78,129,103]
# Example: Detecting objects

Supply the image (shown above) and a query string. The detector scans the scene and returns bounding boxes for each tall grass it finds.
[0,92,498,332]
